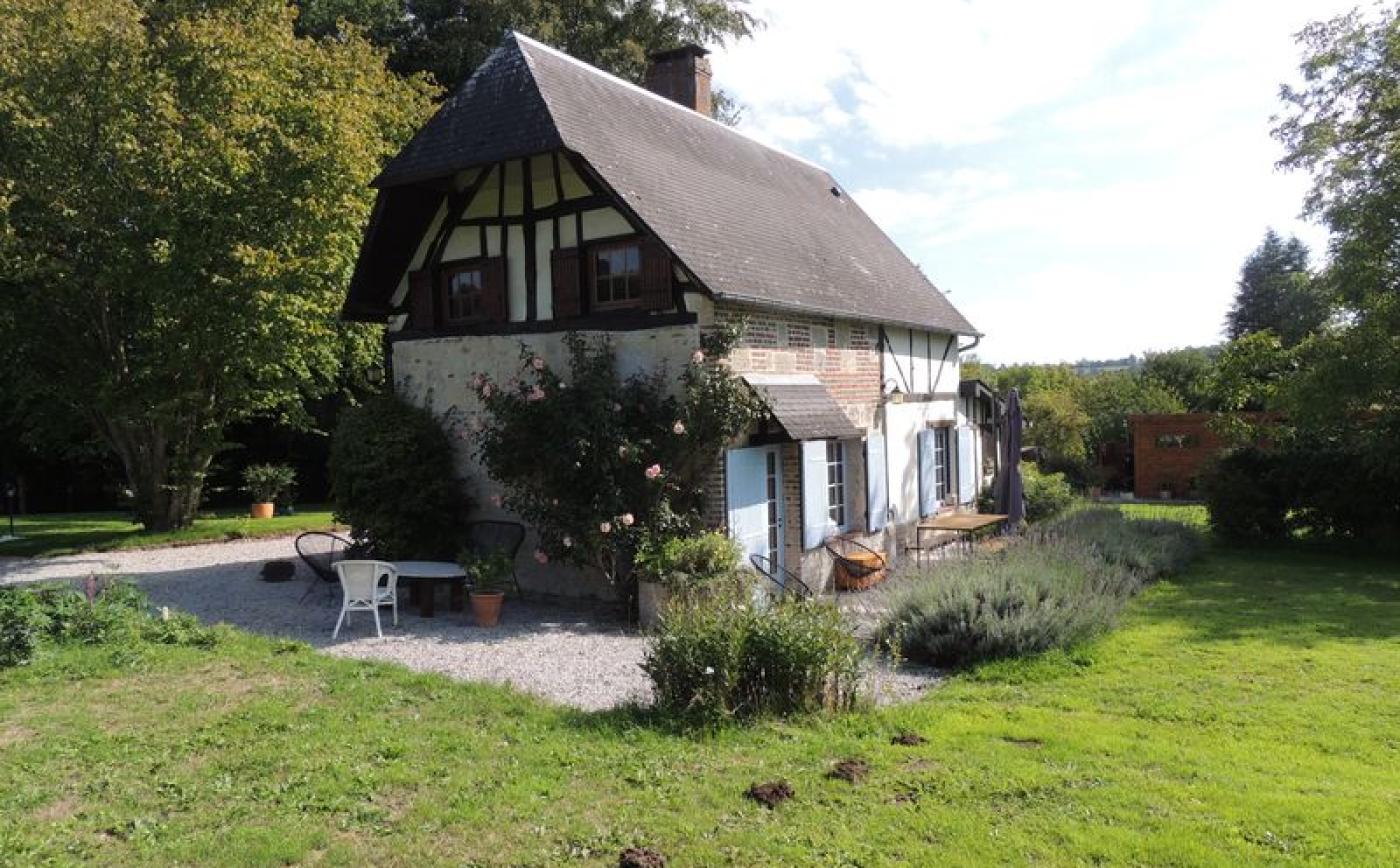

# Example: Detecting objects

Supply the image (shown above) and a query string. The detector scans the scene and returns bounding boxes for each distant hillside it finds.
[1072,356,1142,376]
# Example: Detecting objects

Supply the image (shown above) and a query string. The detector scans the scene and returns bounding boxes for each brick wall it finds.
[713,301,883,425]
[1130,413,1230,499]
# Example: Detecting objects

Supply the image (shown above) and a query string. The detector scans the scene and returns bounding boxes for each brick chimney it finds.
[644,44,712,116]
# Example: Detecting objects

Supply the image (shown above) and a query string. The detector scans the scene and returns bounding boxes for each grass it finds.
[1,545,1397,865]
[0,506,340,558]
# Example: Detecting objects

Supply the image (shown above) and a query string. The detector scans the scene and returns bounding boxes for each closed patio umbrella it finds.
[993,387,1025,529]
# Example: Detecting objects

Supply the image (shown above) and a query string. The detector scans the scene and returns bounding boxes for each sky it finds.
[711,0,1357,364]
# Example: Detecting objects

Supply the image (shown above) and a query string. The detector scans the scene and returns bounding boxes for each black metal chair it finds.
[464,520,526,596]
[295,531,354,603]
[823,536,888,591]
[748,553,816,601]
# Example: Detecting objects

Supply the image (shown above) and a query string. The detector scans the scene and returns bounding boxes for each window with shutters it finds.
[590,241,642,309]
[826,440,847,529]
[442,263,485,323]
[932,426,951,503]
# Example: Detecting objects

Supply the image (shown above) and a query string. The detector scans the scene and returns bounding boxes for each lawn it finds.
[0,506,340,558]
[0,545,1396,865]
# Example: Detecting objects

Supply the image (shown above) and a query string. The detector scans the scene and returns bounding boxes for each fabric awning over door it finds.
[741,373,863,441]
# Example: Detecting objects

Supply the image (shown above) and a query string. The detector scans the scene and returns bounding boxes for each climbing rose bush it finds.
[470,327,758,587]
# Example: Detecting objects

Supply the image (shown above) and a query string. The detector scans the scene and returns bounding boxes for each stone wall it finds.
[391,323,700,598]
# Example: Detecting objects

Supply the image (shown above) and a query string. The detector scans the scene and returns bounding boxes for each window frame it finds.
[826,440,847,530]
[439,258,489,325]
[932,426,951,504]
[587,238,644,311]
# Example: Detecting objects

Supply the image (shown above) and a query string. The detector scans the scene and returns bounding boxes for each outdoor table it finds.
[392,560,468,618]
[913,514,1008,564]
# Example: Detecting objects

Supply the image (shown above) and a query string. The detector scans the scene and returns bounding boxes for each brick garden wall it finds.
[1130,413,1230,499]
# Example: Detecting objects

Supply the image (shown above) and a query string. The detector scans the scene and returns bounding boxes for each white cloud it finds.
[718,0,1151,149]
[713,0,1353,362]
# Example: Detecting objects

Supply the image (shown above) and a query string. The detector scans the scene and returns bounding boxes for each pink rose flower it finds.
[612,403,622,412]
[621,513,635,527]
[490,494,502,507]
[599,521,612,534]
[562,535,573,548]
[470,374,484,390]
[672,421,686,435]
[531,356,546,371]
[691,350,705,364]
[645,464,662,480]
[481,383,493,398]
[618,445,628,458]
[527,385,545,402]
[533,549,549,564]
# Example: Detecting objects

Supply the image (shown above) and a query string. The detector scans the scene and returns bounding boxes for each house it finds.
[343,32,987,595]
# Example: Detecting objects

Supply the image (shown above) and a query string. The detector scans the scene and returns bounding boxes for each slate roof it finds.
[351,32,978,336]
[742,374,863,441]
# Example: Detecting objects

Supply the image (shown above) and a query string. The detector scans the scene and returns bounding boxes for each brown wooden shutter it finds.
[551,247,582,319]
[639,239,673,311]
[480,256,507,322]
[407,269,434,330]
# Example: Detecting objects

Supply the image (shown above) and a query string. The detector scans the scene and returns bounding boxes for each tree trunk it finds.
[101,419,213,532]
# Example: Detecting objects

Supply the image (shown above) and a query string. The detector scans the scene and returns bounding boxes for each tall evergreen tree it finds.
[1225,229,1328,346]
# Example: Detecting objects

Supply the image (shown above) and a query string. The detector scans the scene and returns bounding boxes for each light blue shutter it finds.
[958,426,977,505]
[725,448,770,562]
[865,434,888,532]
[801,440,830,549]
[918,429,939,517]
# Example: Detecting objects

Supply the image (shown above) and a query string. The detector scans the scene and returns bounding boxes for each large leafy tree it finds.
[294,0,760,96]
[1141,346,1219,411]
[1225,229,1329,346]
[0,0,434,529]
[1273,6,1400,472]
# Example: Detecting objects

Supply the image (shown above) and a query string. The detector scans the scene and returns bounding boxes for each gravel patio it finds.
[0,535,939,710]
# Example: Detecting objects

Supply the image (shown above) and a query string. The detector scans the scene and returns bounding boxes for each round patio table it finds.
[392,560,468,618]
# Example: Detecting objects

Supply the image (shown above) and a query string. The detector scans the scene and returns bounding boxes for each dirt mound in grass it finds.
[618,846,666,868]
[891,731,926,746]
[746,781,794,808]
[827,759,870,783]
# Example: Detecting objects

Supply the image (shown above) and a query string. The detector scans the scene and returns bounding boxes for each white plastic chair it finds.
[332,560,398,639]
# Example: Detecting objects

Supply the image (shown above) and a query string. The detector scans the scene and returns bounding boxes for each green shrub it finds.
[635,531,746,592]
[1201,444,1400,543]
[329,391,472,559]
[1039,508,1203,579]
[0,589,48,668]
[644,598,863,722]
[0,582,217,667]
[141,611,219,648]
[878,510,1202,669]
[242,463,297,503]
[1200,447,1291,541]
[878,540,1136,668]
[1022,462,1075,522]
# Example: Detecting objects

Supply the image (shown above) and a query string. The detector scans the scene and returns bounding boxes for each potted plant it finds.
[460,549,512,627]
[242,463,296,519]
[634,532,746,630]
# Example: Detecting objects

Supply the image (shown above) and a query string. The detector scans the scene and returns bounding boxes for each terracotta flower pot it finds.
[250,502,275,519]
[470,591,505,627]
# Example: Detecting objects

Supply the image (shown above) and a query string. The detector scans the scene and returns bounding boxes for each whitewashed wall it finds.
[391,324,701,597]
[881,326,960,396]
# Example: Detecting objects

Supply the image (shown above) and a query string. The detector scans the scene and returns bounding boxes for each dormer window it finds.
[590,242,642,309]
